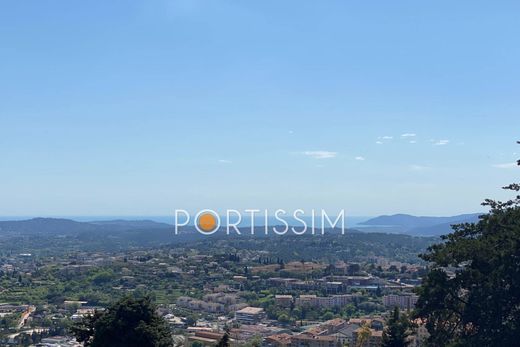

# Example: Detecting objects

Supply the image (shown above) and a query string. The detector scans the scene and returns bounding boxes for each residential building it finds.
[275,295,293,307]
[290,334,336,347]
[352,328,383,347]
[235,307,265,324]
[383,294,418,310]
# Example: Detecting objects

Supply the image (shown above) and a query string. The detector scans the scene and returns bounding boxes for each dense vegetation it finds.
[72,295,173,347]
[0,231,434,307]
[382,307,412,347]
[416,153,520,346]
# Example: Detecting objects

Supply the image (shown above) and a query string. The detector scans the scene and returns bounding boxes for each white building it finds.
[295,294,353,308]
[235,306,265,324]
[383,294,418,310]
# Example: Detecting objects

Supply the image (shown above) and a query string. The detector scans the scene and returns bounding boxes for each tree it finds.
[375,285,382,297]
[185,314,197,327]
[246,335,262,347]
[382,307,411,347]
[216,328,230,347]
[415,146,520,346]
[71,310,102,345]
[356,324,372,347]
[322,311,335,321]
[348,263,361,276]
[72,295,173,347]
[388,265,399,273]
[277,313,290,324]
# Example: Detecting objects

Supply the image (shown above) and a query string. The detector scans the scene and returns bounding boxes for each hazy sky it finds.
[1,1,519,217]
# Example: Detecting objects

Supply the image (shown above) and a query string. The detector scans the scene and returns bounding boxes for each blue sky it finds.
[0,1,519,217]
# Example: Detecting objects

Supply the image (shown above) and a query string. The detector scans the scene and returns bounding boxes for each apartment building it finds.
[383,294,419,310]
[235,306,265,324]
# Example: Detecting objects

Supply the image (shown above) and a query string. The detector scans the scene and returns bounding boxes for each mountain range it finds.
[359,213,482,236]
[0,217,172,234]
[0,213,483,238]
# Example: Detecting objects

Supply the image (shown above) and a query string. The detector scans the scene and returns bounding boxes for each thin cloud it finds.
[433,139,450,146]
[401,133,416,137]
[375,141,383,145]
[355,156,365,161]
[492,162,518,169]
[410,164,430,171]
[379,136,393,140]
[302,151,337,159]
[409,140,417,144]
[218,159,232,164]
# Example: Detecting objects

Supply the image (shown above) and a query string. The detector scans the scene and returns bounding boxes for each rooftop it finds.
[236,306,264,314]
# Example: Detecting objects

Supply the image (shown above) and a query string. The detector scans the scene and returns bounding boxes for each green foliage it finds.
[416,180,520,346]
[356,324,372,347]
[90,270,115,285]
[277,313,290,323]
[216,328,230,347]
[71,311,102,345]
[382,307,411,347]
[244,335,262,347]
[71,295,173,347]
[322,311,334,321]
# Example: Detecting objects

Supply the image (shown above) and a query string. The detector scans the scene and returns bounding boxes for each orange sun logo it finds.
[197,212,218,233]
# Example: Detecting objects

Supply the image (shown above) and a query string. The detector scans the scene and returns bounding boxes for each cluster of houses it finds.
[185,316,428,347]
[267,275,384,293]
[274,294,360,309]
[267,318,382,347]
[176,292,249,314]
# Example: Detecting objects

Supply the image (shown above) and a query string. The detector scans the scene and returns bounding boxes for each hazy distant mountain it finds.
[0,218,171,234]
[360,213,482,236]
[0,214,481,241]
[89,219,172,230]
[0,217,98,234]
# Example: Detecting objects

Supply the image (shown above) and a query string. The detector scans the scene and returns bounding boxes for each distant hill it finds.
[89,219,172,230]
[0,218,439,263]
[0,218,99,234]
[360,213,482,236]
[0,218,171,234]
[0,214,480,242]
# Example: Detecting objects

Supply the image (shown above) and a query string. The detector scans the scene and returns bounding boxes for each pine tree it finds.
[382,307,411,347]
[216,328,230,347]
[415,144,520,346]
[72,295,173,347]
